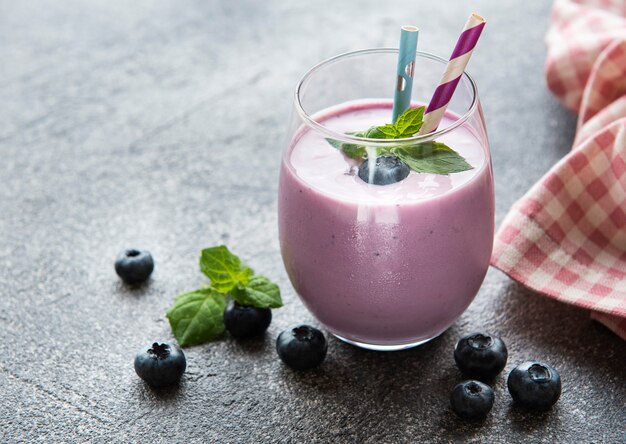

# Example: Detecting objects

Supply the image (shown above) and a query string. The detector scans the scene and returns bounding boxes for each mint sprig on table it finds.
[166,246,282,347]
[326,106,473,175]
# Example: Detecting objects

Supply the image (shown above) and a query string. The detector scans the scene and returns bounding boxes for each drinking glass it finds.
[278,49,494,350]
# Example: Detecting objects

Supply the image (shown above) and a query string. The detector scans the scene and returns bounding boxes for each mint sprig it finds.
[166,245,283,347]
[325,106,472,175]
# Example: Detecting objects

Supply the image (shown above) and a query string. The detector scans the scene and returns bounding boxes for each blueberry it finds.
[507,361,561,410]
[134,342,186,388]
[224,300,272,339]
[358,155,410,185]
[276,325,327,370]
[450,380,495,420]
[454,332,508,380]
[115,249,154,284]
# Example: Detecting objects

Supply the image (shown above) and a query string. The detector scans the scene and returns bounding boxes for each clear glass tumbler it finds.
[278,49,494,350]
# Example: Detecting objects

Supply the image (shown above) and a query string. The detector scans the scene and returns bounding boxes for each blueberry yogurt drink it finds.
[278,50,494,350]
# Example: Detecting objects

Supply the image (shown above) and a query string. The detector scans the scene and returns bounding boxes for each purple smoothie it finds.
[278,100,494,348]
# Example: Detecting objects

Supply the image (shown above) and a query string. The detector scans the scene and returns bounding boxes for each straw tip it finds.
[470,13,486,24]
[401,25,419,32]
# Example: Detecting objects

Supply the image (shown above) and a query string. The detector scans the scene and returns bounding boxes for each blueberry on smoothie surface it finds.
[357,155,410,185]
[507,361,561,410]
[450,380,495,420]
[276,325,327,370]
[134,342,186,388]
[115,249,154,284]
[454,332,508,380]
[224,300,272,339]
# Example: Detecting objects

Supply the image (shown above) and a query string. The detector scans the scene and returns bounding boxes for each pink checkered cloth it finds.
[491,0,626,340]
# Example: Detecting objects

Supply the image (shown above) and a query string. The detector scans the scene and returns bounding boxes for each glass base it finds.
[333,333,440,351]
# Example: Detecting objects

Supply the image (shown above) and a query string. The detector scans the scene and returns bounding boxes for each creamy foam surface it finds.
[288,101,486,203]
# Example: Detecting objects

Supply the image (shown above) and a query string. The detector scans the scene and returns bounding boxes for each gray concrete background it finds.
[1,0,624,442]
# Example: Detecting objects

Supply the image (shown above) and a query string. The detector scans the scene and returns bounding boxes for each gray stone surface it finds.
[0,0,624,442]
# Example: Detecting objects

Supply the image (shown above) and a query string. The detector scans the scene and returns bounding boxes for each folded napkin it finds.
[491,0,626,339]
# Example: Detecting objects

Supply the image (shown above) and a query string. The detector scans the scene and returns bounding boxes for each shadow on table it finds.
[227,332,274,357]
[114,278,154,298]
[278,331,449,392]
[506,402,559,432]
[133,378,189,404]
[496,279,626,378]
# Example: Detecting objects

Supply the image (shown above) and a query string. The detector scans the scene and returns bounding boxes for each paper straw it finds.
[392,26,419,123]
[420,13,486,134]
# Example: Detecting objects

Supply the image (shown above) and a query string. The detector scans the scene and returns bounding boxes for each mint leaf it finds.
[325,137,367,159]
[393,142,473,175]
[166,288,226,347]
[375,124,400,138]
[199,245,253,293]
[326,128,393,160]
[341,142,368,159]
[394,106,424,137]
[231,275,283,308]
[363,126,388,139]
[348,131,365,137]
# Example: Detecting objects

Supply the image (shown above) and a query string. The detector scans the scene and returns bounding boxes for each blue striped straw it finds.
[392,25,419,123]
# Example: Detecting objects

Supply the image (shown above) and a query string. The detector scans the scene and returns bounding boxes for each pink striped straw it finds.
[420,13,486,134]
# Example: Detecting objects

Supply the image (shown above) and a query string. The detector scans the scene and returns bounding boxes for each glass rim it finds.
[294,48,479,146]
